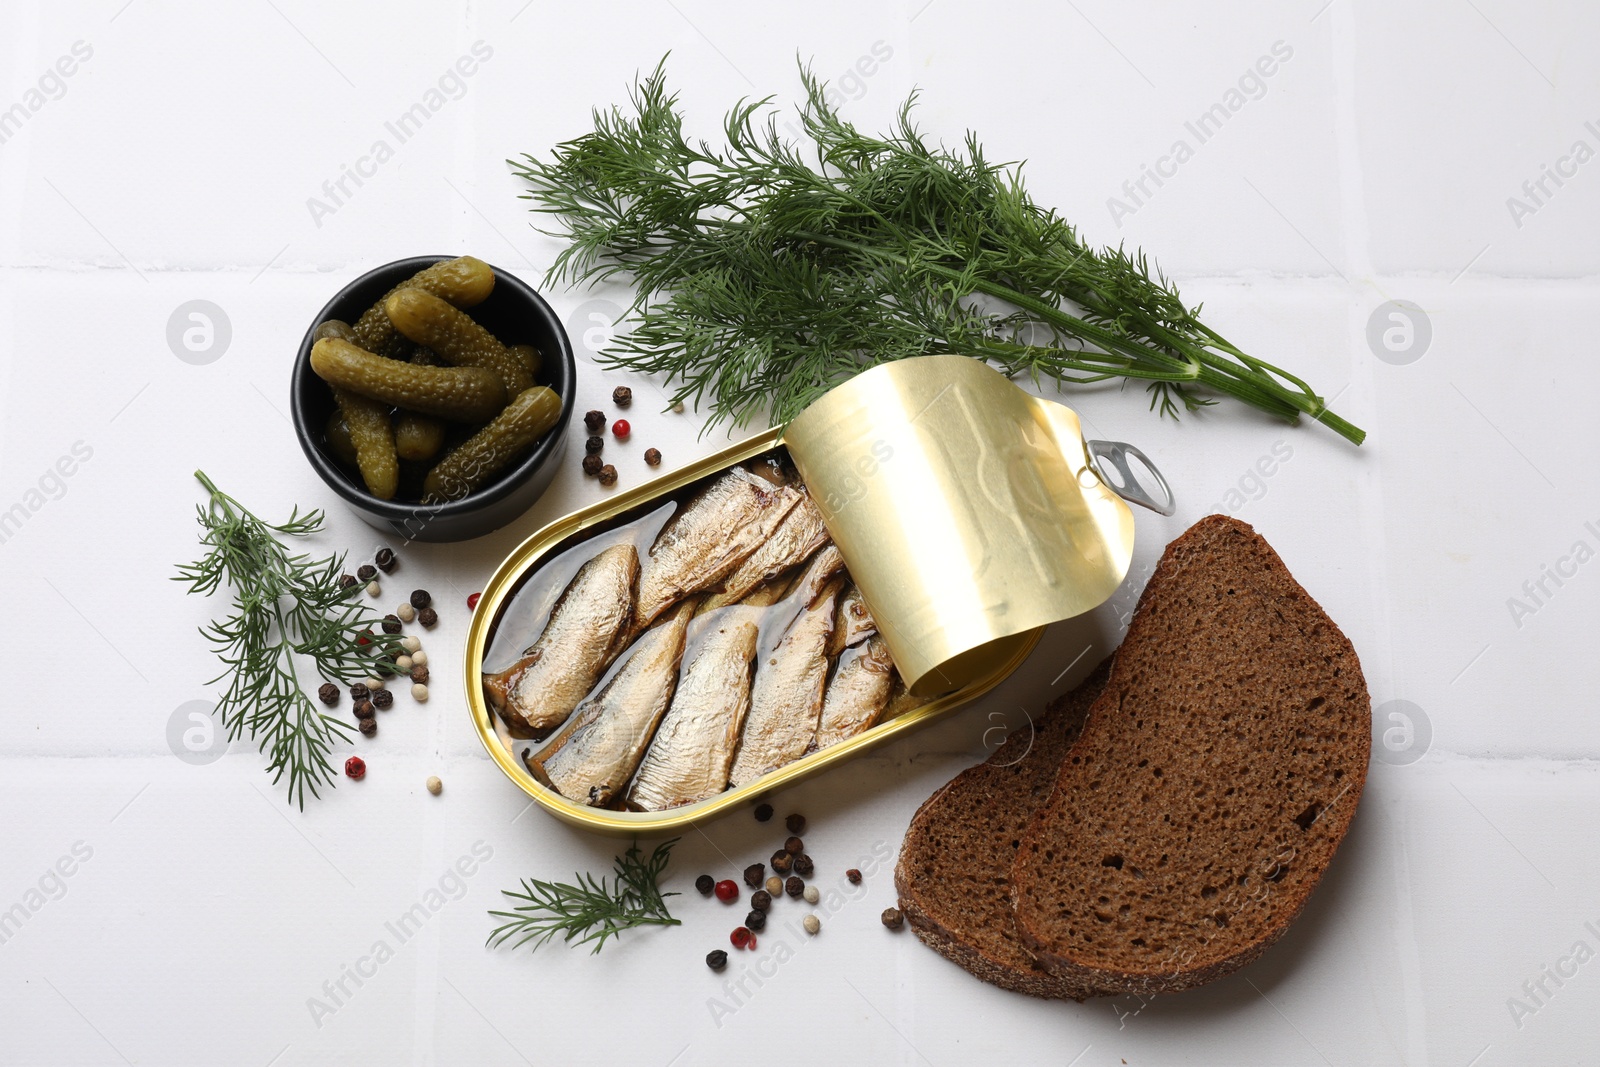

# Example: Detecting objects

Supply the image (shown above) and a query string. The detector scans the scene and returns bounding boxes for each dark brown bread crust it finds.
[1011,515,1370,996]
[895,659,1113,1000]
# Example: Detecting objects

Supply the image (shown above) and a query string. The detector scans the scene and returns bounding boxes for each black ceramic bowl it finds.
[291,256,575,543]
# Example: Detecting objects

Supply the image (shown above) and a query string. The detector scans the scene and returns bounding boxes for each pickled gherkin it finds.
[384,289,533,394]
[351,256,496,359]
[423,387,562,502]
[394,412,447,462]
[508,343,541,380]
[324,410,359,467]
[331,387,399,500]
[311,338,506,422]
[314,319,358,344]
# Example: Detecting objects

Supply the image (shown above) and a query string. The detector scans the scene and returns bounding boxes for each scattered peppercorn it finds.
[730,926,755,950]
[784,836,804,855]
[793,854,814,877]
[611,419,631,440]
[671,401,685,413]
[765,876,783,896]
[411,683,430,702]
[363,675,384,689]
[317,682,340,706]
[881,907,904,930]
[401,636,421,653]
[584,409,606,432]
[803,914,821,935]
[598,464,618,487]
[785,876,804,899]
[466,593,481,611]
[695,874,716,896]
[585,435,604,454]
[644,447,662,466]
[344,756,366,779]
[371,689,393,710]
[714,879,739,903]
[426,776,443,795]
[339,574,358,591]
[706,949,728,971]
[754,803,773,822]
[612,386,632,407]
[745,909,767,931]
[358,718,377,737]
[353,699,375,720]
[418,607,438,628]
[350,683,371,701]
[357,564,377,582]
[355,629,373,648]
[410,665,430,686]
[846,868,862,885]
[750,890,772,912]
[397,603,416,623]
[375,548,396,573]
[382,614,402,634]
[770,850,793,874]
[743,863,765,889]
[786,813,806,834]
[581,454,603,476]
[409,590,432,610]
[366,581,382,597]
[803,885,820,904]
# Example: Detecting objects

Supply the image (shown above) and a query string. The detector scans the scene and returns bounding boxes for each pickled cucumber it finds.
[422,387,562,502]
[331,387,399,500]
[314,319,357,344]
[311,338,506,422]
[394,412,446,462]
[384,289,533,395]
[324,410,358,467]
[508,343,541,380]
[350,256,496,359]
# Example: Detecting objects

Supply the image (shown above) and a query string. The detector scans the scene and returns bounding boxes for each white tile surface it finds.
[1,0,1595,1063]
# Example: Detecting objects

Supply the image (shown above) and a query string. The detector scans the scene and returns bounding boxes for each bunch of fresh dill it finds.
[175,471,408,807]
[510,59,1363,444]
[488,839,681,954]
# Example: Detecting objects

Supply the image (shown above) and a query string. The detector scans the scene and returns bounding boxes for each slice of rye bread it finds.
[1010,515,1371,996]
[894,658,1114,1000]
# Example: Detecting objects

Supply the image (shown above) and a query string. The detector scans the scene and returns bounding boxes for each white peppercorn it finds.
[803,914,820,935]
[366,581,381,597]
[411,649,428,667]
[426,776,442,796]
[401,636,421,653]
[396,603,416,624]
[803,885,819,904]
[412,683,429,702]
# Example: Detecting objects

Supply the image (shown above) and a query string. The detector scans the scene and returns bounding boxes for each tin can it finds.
[464,357,1170,834]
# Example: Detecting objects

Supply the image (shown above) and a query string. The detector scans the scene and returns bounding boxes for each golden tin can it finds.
[464,356,1169,834]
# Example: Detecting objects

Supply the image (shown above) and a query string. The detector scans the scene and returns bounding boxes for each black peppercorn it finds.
[350,683,370,701]
[410,665,429,686]
[584,409,606,432]
[353,699,375,720]
[644,448,662,467]
[785,813,806,835]
[357,564,377,582]
[317,682,339,706]
[417,607,438,628]
[750,890,771,912]
[581,454,603,476]
[881,907,904,930]
[695,874,716,896]
[784,836,804,855]
[598,465,618,487]
[409,589,432,610]
[375,548,396,573]
[706,949,728,971]
[585,435,604,454]
[612,386,633,407]
[382,614,402,634]
[770,849,792,874]
[743,863,765,889]
[371,689,393,710]
[785,876,804,898]
[358,717,377,737]
[846,868,862,885]
[754,803,773,822]
[339,574,358,591]
[793,854,814,877]
[745,909,767,932]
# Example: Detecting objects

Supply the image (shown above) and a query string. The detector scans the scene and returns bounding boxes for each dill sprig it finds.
[488,838,681,954]
[511,58,1364,444]
[174,470,408,808]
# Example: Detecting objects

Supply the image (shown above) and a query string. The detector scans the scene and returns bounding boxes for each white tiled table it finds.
[2,2,1595,1063]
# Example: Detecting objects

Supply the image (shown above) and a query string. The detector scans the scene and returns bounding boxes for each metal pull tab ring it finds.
[1087,440,1175,516]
